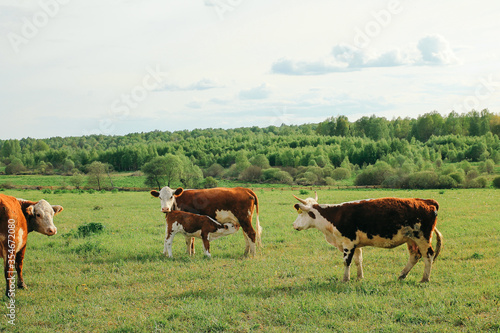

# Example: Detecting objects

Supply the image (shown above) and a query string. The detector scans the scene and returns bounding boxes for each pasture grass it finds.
[0,188,498,332]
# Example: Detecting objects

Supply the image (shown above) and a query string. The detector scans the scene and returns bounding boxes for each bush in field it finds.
[261,168,293,184]
[5,158,25,175]
[449,171,465,185]
[355,161,394,186]
[438,175,458,189]
[382,175,409,189]
[408,171,439,189]
[239,166,262,182]
[204,163,224,178]
[65,222,106,239]
[493,176,500,188]
[70,172,85,189]
[331,167,351,180]
[203,176,218,188]
[262,168,280,182]
[466,176,488,188]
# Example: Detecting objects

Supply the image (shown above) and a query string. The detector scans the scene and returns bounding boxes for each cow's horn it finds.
[293,195,308,205]
[314,191,318,202]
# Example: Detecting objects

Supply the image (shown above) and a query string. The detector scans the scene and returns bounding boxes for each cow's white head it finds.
[292,193,319,231]
[150,186,184,213]
[25,199,63,236]
[293,202,318,231]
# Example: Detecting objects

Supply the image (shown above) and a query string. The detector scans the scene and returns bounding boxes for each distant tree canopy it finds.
[1,109,499,189]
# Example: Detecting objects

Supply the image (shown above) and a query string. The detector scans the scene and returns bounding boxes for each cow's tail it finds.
[250,190,262,248]
[433,228,443,261]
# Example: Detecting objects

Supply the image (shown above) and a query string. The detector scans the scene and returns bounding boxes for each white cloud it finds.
[239,83,272,100]
[417,34,460,65]
[273,35,460,75]
[158,78,221,91]
[271,58,347,75]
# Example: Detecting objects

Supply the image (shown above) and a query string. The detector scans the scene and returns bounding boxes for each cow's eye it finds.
[36,213,41,217]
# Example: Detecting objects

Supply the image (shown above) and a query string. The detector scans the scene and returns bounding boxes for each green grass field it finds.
[0,188,498,332]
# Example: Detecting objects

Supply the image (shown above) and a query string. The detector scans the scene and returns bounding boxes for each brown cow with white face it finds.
[293,195,443,282]
[0,194,63,297]
[151,187,262,256]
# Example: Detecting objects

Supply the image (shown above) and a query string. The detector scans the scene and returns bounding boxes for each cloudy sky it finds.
[1,0,500,139]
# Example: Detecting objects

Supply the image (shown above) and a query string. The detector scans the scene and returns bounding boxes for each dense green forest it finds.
[1,110,500,189]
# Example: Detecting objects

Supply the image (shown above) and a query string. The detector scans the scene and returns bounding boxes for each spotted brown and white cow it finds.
[0,194,63,297]
[293,196,443,282]
[163,210,238,258]
[151,187,262,256]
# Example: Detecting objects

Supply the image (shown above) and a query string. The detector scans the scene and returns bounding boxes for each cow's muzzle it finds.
[161,207,171,213]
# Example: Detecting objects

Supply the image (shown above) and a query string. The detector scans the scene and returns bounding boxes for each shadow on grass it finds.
[164,276,428,301]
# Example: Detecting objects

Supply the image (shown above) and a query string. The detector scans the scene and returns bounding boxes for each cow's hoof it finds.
[17,282,27,289]
[419,278,430,283]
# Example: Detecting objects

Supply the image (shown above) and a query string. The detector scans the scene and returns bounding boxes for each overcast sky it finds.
[1,0,500,139]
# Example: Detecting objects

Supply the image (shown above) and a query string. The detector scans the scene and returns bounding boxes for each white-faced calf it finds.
[293,196,443,283]
[163,210,238,258]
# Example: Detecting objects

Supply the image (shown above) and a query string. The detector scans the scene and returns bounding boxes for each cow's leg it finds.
[185,236,195,255]
[164,231,175,258]
[201,234,211,258]
[15,246,27,289]
[415,239,434,282]
[399,240,421,280]
[353,248,363,280]
[342,246,356,282]
[241,224,257,257]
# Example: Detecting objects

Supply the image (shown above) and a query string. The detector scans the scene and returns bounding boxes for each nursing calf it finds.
[0,194,63,297]
[293,196,443,282]
[163,211,238,258]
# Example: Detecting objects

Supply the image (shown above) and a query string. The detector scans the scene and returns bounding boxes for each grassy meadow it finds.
[0,188,498,332]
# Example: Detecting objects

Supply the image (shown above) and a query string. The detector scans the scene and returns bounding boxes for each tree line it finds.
[1,110,500,189]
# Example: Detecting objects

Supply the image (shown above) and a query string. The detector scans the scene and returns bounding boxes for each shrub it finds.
[466,176,488,188]
[331,167,351,180]
[449,171,465,185]
[75,222,105,238]
[325,177,335,186]
[382,175,409,189]
[492,176,500,189]
[438,175,458,189]
[355,161,394,186]
[239,166,262,182]
[203,176,218,188]
[275,170,293,185]
[408,171,439,189]
[262,168,280,181]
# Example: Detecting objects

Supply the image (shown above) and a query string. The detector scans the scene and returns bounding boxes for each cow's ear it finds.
[52,205,63,215]
[294,203,308,213]
[150,190,160,198]
[25,205,34,216]
[174,188,184,196]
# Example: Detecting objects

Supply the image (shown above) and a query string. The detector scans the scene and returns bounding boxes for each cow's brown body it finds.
[0,194,62,297]
[293,197,443,282]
